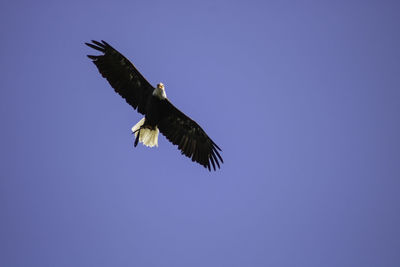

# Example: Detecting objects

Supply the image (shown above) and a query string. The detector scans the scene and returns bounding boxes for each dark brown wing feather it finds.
[85,40,153,114]
[158,99,223,171]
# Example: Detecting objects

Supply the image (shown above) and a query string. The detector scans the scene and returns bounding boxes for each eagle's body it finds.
[131,85,166,148]
[86,40,223,171]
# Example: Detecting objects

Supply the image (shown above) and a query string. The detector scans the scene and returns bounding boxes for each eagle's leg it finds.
[134,129,140,147]
[133,124,153,134]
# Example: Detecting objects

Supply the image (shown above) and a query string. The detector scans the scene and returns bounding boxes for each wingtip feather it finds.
[209,154,216,171]
[101,40,111,47]
[213,147,223,163]
[92,40,106,48]
[85,42,105,52]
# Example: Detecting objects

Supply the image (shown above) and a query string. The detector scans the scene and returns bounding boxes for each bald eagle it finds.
[86,40,223,171]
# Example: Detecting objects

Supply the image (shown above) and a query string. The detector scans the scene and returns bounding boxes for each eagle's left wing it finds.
[158,99,223,171]
[85,40,153,114]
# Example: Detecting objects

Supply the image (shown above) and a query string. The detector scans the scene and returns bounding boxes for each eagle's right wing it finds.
[86,40,153,114]
[158,99,223,171]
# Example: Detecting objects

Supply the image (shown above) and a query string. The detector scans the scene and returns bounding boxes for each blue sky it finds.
[1,1,399,266]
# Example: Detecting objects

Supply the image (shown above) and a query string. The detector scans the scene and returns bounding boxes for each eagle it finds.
[85,40,223,171]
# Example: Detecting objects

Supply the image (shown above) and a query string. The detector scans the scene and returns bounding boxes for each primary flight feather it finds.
[85,40,223,171]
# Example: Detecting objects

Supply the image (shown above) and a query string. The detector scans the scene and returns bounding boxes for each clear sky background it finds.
[1,0,399,266]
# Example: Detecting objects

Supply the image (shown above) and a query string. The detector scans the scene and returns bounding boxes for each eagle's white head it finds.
[153,82,167,99]
[157,83,165,90]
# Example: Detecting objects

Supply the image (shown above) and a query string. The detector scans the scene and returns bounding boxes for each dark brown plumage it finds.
[86,40,223,171]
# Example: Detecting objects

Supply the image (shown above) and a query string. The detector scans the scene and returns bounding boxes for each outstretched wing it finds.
[85,40,153,114]
[158,100,223,171]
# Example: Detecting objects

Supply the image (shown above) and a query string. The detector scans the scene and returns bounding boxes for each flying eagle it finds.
[85,40,223,171]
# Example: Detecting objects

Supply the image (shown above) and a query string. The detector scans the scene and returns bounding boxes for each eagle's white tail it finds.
[131,117,159,147]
